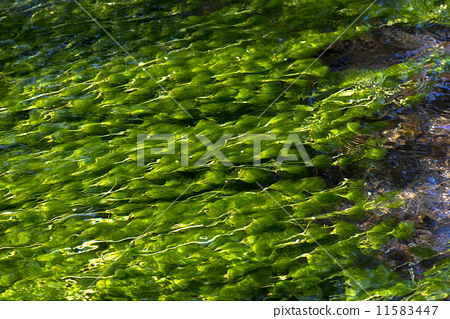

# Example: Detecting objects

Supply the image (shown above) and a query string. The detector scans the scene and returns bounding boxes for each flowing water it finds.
[0,0,448,300]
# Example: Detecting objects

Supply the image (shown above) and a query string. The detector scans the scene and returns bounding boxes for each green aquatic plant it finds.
[0,0,448,301]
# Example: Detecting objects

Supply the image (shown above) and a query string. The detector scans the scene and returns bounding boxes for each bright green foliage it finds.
[391,222,415,240]
[0,0,448,301]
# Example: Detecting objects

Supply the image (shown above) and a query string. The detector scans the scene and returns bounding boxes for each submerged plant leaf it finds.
[0,0,447,302]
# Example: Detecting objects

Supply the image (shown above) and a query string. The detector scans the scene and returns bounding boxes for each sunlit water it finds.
[0,0,448,301]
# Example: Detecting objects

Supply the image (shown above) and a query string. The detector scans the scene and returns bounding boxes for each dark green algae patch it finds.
[0,0,449,300]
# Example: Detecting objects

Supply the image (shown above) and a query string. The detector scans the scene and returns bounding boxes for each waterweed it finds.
[0,0,448,301]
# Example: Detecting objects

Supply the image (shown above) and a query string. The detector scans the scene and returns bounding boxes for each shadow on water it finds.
[322,24,450,71]
[321,24,449,278]
[364,89,449,279]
